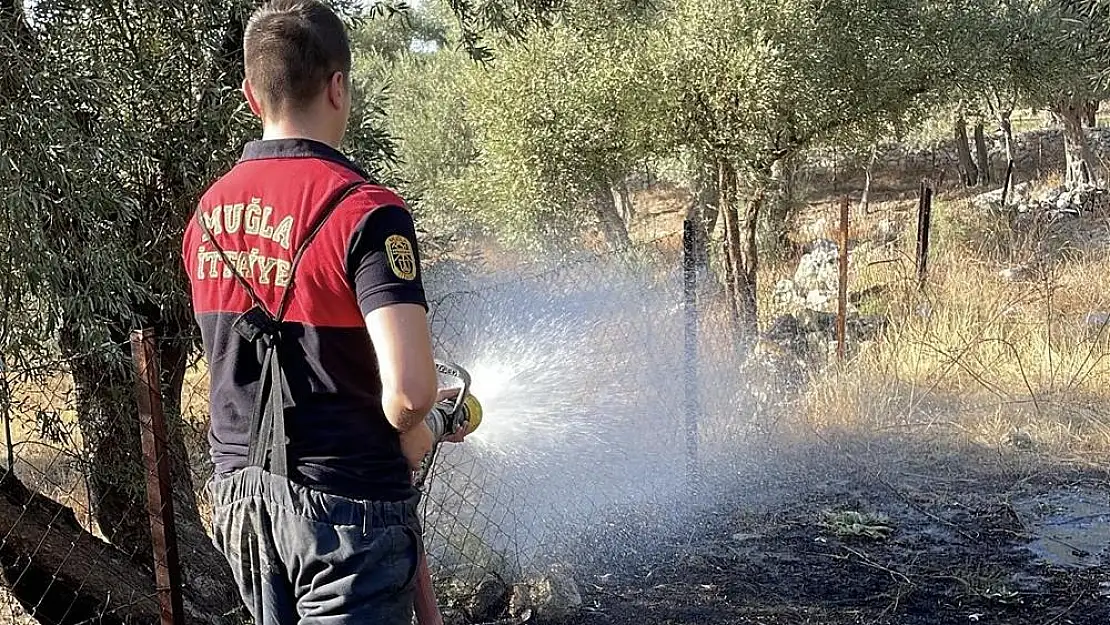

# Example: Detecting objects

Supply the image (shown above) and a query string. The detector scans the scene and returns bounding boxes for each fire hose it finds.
[413,360,484,625]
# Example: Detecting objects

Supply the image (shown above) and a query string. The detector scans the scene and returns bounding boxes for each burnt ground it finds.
[565,440,1110,625]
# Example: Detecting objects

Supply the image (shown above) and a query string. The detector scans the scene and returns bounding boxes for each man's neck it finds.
[261,119,340,149]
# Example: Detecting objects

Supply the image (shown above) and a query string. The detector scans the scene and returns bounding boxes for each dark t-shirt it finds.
[182,138,426,501]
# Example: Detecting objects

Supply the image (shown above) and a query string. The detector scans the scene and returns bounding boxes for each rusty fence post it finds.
[836,196,850,361]
[1000,159,1015,207]
[130,329,185,625]
[681,218,701,493]
[0,355,12,474]
[916,181,934,287]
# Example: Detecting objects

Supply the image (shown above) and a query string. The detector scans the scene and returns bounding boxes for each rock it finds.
[508,584,533,622]
[805,289,837,312]
[999,266,1031,282]
[1043,186,1065,204]
[464,575,511,623]
[873,218,901,245]
[794,238,840,295]
[529,567,582,621]
[971,188,1006,210]
[772,278,805,311]
[1085,311,1110,340]
[1011,181,1033,200]
[1056,192,1073,210]
[806,237,839,255]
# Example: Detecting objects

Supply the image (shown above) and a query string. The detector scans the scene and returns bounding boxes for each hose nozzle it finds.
[426,392,482,443]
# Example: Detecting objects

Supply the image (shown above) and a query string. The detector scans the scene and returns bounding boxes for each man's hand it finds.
[400,420,434,471]
[435,387,471,444]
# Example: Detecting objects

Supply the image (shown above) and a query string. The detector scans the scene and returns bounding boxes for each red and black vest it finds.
[183,138,428,501]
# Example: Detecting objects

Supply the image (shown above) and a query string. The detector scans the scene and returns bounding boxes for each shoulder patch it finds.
[385,234,418,281]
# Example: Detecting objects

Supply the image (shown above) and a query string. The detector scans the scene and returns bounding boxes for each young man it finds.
[182,1,455,623]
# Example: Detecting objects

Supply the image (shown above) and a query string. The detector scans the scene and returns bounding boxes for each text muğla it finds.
[195,198,297,287]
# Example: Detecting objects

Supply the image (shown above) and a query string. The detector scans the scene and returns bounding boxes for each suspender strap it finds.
[196,180,368,477]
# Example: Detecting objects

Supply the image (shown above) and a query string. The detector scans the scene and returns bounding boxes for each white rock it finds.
[529,567,582,621]
[805,289,836,312]
[1043,186,1065,203]
[794,239,840,294]
[773,279,802,308]
[1085,311,1110,328]
[999,266,1030,282]
[873,218,900,244]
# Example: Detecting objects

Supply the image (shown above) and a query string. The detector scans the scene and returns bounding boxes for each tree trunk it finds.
[609,180,634,232]
[1055,98,1099,188]
[762,155,799,262]
[687,160,720,296]
[593,184,632,249]
[855,148,875,215]
[738,185,764,339]
[954,114,978,187]
[58,322,241,617]
[998,110,1015,166]
[718,159,742,330]
[973,122,991,185]
[3,1,243,619]
[717,159,760,345]
[0,471,232,625]
[1084,100,1098,127]
[61,331,151,563]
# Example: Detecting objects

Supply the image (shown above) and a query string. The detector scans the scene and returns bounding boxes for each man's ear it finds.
[243,78,264,119]
[326,71,348,111]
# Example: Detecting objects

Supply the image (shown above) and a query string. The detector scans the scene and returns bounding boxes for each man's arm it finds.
[366,303,437,433]
[346,201,437,439]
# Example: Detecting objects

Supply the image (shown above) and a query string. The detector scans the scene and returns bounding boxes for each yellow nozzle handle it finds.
[462,394,482,435]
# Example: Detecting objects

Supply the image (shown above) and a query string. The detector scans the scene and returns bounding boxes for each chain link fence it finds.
[0,337,231,625]
[0,218,775,625]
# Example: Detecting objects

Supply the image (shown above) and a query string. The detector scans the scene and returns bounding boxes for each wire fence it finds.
[1,181,1109,625]
[0,338,190,625]
[0,221,752,624]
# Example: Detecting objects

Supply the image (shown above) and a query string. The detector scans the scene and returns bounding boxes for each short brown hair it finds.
[243,0,352,114]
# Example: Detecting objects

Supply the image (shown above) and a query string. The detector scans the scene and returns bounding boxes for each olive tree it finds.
[0,0,485,619]
[645,0,988,336]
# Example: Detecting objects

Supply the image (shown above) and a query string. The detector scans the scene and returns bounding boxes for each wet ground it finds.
[566,443,1110,625]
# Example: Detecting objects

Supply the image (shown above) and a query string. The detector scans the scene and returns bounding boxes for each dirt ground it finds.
[566,438,1110,625]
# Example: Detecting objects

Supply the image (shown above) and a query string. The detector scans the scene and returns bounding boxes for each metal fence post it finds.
[836,196,850,361]
[916,181,934,287]
[0,355,12,474]
[1001,159,1015,207]
[130,329,185,625]
[681,219,701,493]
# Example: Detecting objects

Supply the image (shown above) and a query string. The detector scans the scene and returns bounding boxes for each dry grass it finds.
[796,184,1110,465]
